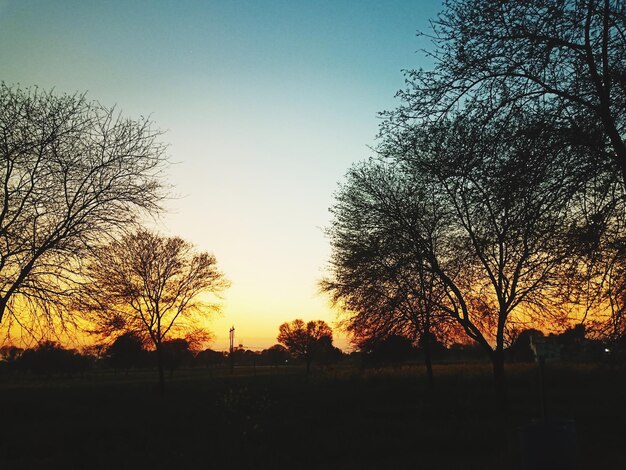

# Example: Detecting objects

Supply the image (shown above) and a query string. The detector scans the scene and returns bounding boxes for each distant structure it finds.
[229,326,235,373]
[530,335,562,362]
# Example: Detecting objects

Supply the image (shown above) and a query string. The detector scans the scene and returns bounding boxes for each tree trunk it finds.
[492,347,507,412]
[156,344,165,394]
[421,332,434,388]
[305,356,311,375]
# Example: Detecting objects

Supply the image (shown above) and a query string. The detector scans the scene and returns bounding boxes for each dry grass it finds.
[0,362,623,469]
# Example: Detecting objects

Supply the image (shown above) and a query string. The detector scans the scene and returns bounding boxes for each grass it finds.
[0,362,624,469]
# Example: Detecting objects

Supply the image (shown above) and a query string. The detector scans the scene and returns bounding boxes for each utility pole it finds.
[229,326,235,374]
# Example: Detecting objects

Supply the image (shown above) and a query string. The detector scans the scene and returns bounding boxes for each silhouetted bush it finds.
[106,333,147,372]
[0,345,24,362]
[195,348,227,368]
[316,336,343,368]
[509,329,544,363]
[15,341,92,376]
[260,344,291,366]
[161,338,194,375]
[416,332,449,361]
[230,348,259,367]
[447,342,485,362]
[361,335,416,367]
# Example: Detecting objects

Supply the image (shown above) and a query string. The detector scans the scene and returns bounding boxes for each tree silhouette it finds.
[260,344,291,367]
[392,0,626,188]
[277,319,334,374]
[0,84,167,331]
[327,108,587,406]
[412,111,578,404]
[360,334,416,368]
[560,197,626,342]
[161,338,194,376]
[16,341,90,376]
[315,336,344,368]
[106,332,146,372]
[509,329,544,363]
[0,345,23,362]
[322,159,453,386]
[195,348,227,368]
[82,229,228,392]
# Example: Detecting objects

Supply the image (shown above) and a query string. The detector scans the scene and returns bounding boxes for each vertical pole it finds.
[229,326,235,374]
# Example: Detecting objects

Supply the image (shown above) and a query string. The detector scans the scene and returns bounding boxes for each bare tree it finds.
[277,319,334,374]
[82,230,228,392]
[322,160,451,386]
[417,112,576,405]
[391,0,626,188]
[0,84,167,331]
[326,108,584,406]
[561,180,626,341]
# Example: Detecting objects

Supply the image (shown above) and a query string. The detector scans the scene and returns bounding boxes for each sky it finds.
[0,0,441,351]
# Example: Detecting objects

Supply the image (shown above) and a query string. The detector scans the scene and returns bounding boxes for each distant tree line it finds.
[0,332,341,378]
[4,325,622,380]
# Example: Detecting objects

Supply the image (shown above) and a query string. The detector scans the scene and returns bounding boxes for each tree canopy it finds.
[393,0,626,186]
[277,319,334,373]
[325,0,626,405]
[0,84,167,331]
[82,229,228,390]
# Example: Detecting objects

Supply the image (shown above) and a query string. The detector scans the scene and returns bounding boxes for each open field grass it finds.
[0,362,624,469]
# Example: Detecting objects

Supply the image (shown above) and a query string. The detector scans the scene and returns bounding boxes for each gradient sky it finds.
[0,0,441,350]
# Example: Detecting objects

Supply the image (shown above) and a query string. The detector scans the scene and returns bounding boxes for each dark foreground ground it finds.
[0,362,624,469]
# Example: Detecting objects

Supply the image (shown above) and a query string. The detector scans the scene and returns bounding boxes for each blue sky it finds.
[0,0,442,350]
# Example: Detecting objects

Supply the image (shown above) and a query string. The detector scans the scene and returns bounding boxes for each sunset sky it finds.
[0,0,441,350]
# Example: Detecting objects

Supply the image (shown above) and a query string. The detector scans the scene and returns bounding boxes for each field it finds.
[0,362,624,469]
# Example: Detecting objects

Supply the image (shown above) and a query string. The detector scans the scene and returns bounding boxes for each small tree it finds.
[161,338,194,376]
[360,334,416,368]
[106,332,146,372]
[260,344,291,367]
[508,329,544,363]
[277,319,334,374]
[322,159,452,386]
[82,229,228,392]
[195,348,227,369]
